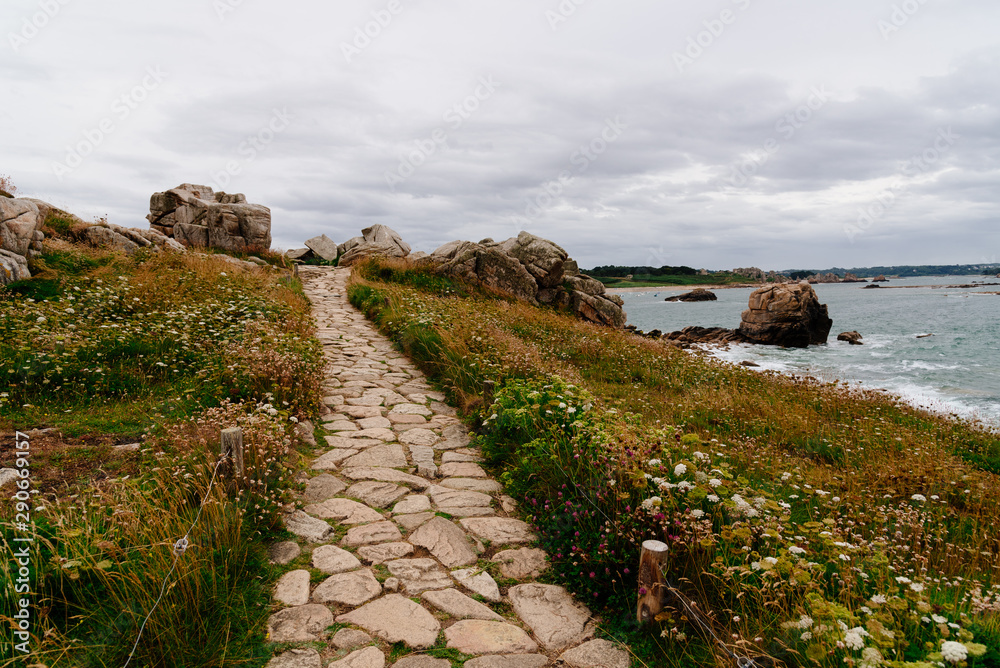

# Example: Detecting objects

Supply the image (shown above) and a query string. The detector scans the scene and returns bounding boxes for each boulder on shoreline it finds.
[665,288,717,302]
[738,282,832,347]
[837,331,863,345]
[872,275,888,282]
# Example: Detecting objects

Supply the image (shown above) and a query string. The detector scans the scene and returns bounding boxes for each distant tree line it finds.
[586,265,700,277]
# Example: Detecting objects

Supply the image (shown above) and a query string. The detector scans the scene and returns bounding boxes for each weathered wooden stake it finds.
[637,539,669,623]
[221,427,245,484]
[483,380,496,408]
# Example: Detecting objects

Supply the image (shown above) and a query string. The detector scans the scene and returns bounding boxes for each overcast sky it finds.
[3,0,999,270]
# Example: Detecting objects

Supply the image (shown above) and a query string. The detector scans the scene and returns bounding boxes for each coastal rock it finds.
[737,281,833,347]
[0,198,42,258]
[665,288,717,302]
[305,234,339,261]
[0,249,30,285]
[428,231,626,328]
[338,225,411,266]
[872,275,888,282]
[837,331,864,345]
[146,183,271,251]
[661,326,744,346]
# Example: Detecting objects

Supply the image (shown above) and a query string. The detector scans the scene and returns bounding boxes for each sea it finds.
[615,277,1000,429]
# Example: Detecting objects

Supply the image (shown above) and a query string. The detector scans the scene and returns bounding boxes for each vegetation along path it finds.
[265,266,632,668]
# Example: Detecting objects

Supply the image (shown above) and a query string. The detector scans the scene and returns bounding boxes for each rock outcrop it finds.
[738,282,833,347]
[147,183,271,252]
[665,288,717,302]
[338,225,411,267]
[837,331,863,345]
[429,232,626,328]
[872,275,888,282]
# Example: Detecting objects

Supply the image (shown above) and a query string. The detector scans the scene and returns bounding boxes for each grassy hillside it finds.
[349,258,1000,668]
[0,240,322,666]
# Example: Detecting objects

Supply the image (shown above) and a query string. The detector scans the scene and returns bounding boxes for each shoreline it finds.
[606,283,765,294]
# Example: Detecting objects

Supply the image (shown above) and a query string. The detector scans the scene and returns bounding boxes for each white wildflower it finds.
[798,615,814,629]
[674,463,687,476]
[941,641,967,663]
[648,459,662,467]
[911,494,927,502]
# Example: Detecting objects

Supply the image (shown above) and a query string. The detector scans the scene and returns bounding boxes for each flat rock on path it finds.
[451,568,502,602]
[337,594,441,648]
[444,620,539,655]
[342,521,403,546]
[328,646,386,668]
[559,639,631,668]
[347,481,410,508]
[421,588,503,621]
[274,570,311,606]
[312,569,382,606]
[301,473,348,502]
[391,656,451,668]
[268,541,301,565]
[408,516,479,568]
[508,584,592,651]
[357,541,414,564]
[304,498,384,525]
[492,548,549,579]
[266,647,323,668]
[386,558,454,594]
[312,545,363,573]
[284,510,334,543]
[268,604,334,642]
[460,518,536,545]
[462,657,549,668]
[342,443,407,469]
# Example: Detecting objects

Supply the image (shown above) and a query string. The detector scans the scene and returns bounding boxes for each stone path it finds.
[266,267,631,668]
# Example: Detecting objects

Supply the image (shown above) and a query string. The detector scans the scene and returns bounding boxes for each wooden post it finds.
[483,380,496,408]
[636,540,669,623]
[221,427,245,484]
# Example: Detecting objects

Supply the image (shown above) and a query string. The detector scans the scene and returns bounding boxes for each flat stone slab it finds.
[389,413,428,424]
[301,474,348,502]
[347,428,398,442]
[342,468,430,490]
[452,568,501,602]
[269,541,301,565]
[284,510,334,543]
[312,544,363,573]
[422,588,503,621]
[358,416,392,430]
[444,620,539,655]
[266,647,323,668]
[392,495,431,515]
[508,584,592,651]
[460,518,536,545]
[347,396,385,407]
[327,435,384,450]
[312,449,360,470]
[492,548,549,580]
[347,481,410,508]
[559,639,630,668]
[440,478,503,494]
[268,604,334,642]
[439,463,488,478]
[312,569,382,606]
[305,498,385,525]
[337,594,441,649]
[390,403,434,416]
[357,541,414,564]
[442,451,482,463]
[386,558,454,594]
[329,646,385,668]
[342,443,407,469]
[345,406,385,419]
[332,627,373,650]
[429,487,493,513]
[399,429,439,446]
[342,521,403,546]
[274,569,311,606]
[462,657,548,668]
[329,420,359,432]
[395,512,435,531]
[391,656,450,668]
[408,516,479,568]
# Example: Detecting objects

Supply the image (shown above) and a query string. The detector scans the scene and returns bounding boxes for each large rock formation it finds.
[338,225,411,267]
[147,184,271,252]
[665,288,717,302]
[1,197,43,285]
[738,282,833,347]
[429,232,626,328]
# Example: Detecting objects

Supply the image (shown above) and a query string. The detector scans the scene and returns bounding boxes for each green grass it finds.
[348,257,1000,668]
[0,241,323,666]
